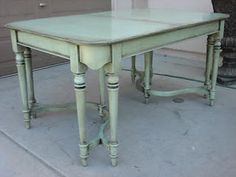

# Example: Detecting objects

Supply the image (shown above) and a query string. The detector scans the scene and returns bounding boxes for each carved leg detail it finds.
[79,144,89,167]
[110,143,119,167]
[74,73,89,166]
[107,75,119,166]
[16,51,31,129]
[210,36,222,106]
[24,48,37,118]
[131,56,136,83]
[144,52,152,104]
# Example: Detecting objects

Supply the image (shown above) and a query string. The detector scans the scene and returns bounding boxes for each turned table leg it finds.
[24,48,37,118]
[15,48,31,129]
[98,68,106,117]
[204,35,214,99]
[144,51,152,104]
[131,56,136,83]
[74,73,89,166]
[107,74,119,166]
[150,51,153,84]
[210,34,222,106]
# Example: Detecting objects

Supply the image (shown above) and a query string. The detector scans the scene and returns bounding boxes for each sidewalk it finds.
[0,53,235,177]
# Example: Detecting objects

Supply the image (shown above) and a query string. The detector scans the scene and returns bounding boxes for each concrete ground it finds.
[0,52,236,177]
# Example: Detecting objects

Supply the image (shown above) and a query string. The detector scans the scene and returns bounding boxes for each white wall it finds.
[112,0,148,10]
[148,0,212,12]
[148,0,213,53]
[112,0,213,53]
[112,0,132,10]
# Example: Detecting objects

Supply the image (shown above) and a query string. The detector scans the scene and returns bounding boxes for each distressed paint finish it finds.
[6,9,228,166]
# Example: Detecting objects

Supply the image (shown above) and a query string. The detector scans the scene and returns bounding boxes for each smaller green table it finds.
[6,9,228,166]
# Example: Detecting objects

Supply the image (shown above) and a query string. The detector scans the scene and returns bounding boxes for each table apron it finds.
[16,31,112,70]
[17,31,72,60]
[121,21,220,58]
[15,21,221,70]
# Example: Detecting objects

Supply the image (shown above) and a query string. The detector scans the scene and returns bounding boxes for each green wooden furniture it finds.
[6,9,228,166]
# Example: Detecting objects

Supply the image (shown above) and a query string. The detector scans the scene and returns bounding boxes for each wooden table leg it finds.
[210,34,222,106]
[98,68,106,117]
[131,56,136,83]
[15,47,31,129]
[74,73,89,166]
[107,74,119,166]
[150,51,153,84]
[24,48,37,118]
[204,35,214,97]
[144,51,152,104]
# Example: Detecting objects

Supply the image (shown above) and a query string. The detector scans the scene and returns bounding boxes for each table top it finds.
[6,8,228,45]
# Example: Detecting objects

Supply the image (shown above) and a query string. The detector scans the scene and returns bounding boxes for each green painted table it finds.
[6,9,228,166]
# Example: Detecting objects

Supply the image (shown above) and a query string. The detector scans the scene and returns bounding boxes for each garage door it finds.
[0,0,111,76]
